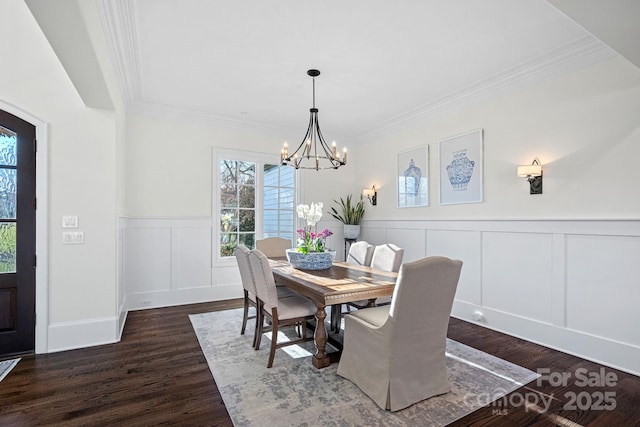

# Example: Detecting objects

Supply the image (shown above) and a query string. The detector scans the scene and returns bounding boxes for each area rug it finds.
[0,358,20,383]
[190,309,538,426]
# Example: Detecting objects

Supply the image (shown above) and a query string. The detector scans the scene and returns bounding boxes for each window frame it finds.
[213,148,299,265]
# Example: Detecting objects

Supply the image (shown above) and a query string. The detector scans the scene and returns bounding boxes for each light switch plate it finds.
[62,215,79,228]
[63,231,84,244]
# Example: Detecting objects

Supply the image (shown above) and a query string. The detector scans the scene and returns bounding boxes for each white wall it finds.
[0,1,120,352]
[351,57,640,220]
[118,55,640,375]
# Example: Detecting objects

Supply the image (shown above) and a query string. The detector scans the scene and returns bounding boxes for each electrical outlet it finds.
[140,300,152,307]
[62,231,84,244]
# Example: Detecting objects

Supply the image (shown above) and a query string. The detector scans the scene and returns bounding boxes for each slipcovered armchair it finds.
[337,256,463,411]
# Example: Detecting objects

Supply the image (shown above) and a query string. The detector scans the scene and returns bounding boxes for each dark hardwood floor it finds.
[1,300,639,426]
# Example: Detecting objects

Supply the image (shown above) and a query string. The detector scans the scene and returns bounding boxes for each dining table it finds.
[269,258,398,369]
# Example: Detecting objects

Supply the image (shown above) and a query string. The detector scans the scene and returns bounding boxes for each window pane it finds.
[279,166,295,187]
[0,128,17,167]
[0,223,16,273]
[220,184,237,207]
[263,164,279,186]
[238,161,255,185]
[220,233,237,257]
[239,233,255,249]
[0,169,17,219]
[239,210,254,232]
[220,160,236,184]
[220,209,237,232]
[238,185,255,208]
[279,188,294,210]
[263,187,278,209]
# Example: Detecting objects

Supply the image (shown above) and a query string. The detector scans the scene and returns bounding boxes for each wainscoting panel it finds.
[121,218,238,311]
[171,226,212,290]
[482,231,554,324]
[117,217,640,374]
[360,219,640,375]
[565,234,640,347]
[426,229,482,306]
[125,227,172,293]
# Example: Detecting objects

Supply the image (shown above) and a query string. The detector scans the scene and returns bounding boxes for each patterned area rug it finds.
[190,309,538,426]
[0,358,20,383]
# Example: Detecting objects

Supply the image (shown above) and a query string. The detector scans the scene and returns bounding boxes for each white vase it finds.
[343,224,360,239]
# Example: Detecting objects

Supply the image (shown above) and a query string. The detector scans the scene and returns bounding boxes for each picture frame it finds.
[397,145,429,208]
[439,129,483,205]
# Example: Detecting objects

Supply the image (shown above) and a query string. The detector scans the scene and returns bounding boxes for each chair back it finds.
[388,256,462,335]
[235,246,256,295]
[249,249,279,311]
[346,241,374,266]
[371,243,404,272]
[255,237,292,258]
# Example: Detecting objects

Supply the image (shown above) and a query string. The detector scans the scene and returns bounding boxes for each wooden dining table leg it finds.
[311,304,330,369]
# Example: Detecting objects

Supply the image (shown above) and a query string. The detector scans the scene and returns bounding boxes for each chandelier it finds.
[280,69,347,170]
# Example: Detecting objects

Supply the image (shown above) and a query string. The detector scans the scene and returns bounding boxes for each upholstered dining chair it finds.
[235,245,261,348]
[346,240,374,266]
[255,236,292,258]
[371,243,404,273]
[235,245,296,348]
[363,243,405,307]
[337,256,463,411]
[330,241,375,332]
[249,249,317,368]
[345,243,405,311]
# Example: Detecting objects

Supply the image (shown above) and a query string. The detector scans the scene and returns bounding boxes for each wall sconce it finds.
[363,186,377,205]
[517,158,543,194]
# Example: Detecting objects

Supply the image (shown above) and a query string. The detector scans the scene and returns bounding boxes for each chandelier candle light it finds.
[281,69,347,170]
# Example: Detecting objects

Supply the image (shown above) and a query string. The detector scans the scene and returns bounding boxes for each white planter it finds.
[343,224,361,239]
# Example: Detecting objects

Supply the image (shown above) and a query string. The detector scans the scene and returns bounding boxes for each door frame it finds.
[0,100,49,353]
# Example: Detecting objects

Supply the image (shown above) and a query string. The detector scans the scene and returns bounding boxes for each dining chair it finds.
[249,249,317,368]
[337,256,463,411]
[255,236,292,258]
[363,243,405,307]
[235,246,259,347]
[371,243,404,273]
[235,245,296,348]
[345,243,405,312]
[330,240,375,332]
[346,240,374,266]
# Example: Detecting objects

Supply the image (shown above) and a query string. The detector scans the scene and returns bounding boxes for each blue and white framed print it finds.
[439,129,483,205]
[398,145,429,208]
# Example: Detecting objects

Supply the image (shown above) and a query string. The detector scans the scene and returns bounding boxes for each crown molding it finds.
[100,3,615,142]
[355,36,616,142]
[97,0,140,105]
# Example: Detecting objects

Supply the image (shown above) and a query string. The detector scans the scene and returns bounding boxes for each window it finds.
[263,164,295,242]
[216,150,296,259]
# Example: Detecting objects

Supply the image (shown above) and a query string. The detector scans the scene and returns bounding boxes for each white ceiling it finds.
[30,0,635,141]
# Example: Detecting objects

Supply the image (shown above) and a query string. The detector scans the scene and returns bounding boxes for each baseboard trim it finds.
[125,284,243,312]
[48,316,120,353]
[452,300,640,376]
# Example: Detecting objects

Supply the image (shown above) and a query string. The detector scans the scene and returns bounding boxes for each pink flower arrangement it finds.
[295,202,333,254]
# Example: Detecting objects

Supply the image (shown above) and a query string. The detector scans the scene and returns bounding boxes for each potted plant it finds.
[328,195,365,239]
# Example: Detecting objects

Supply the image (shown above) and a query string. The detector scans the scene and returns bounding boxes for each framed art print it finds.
[439,129,483,205]
[397,145,428,208]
